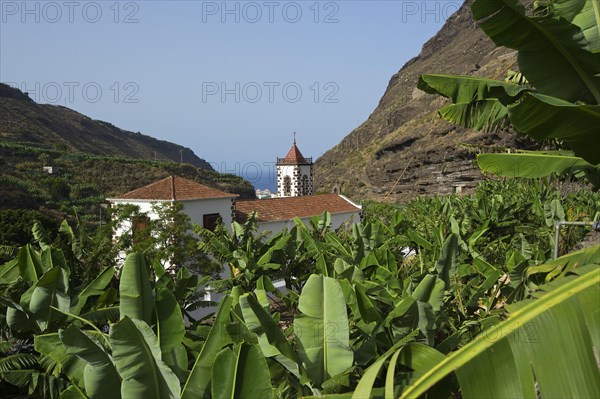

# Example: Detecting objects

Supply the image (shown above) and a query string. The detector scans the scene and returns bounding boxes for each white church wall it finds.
[276,164,314,197]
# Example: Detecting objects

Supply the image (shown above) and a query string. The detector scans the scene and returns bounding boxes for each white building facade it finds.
[276,138,313,197]
[107,176,237,238]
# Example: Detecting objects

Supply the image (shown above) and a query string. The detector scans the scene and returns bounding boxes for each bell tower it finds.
[276,133,313,197]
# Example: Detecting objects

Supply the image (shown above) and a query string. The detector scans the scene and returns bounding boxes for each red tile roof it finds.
[235,194,361,223]
[280,143,308,164]
[111,176,237,201]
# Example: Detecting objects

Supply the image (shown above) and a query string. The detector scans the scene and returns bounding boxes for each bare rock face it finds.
[314,0,534,201]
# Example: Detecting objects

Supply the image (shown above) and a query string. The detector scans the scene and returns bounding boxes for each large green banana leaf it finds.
[239,292,302,377]
[181,295,233,399]
[110,316,180,399]
[419,74,600,165]
[59,384,88,399]
[351,341,445,399]
[70,266,115,315]
[508,93,600,164]
[155,288,187,380]
[417,75,529,131]
[0,244,48,285]
[59,325,121,399]
[0,257,21,284]
[398,260,600,399]
[26,267,70,331]
[477,152,600,188]
[211,343,273,399]
[294,274,353,387]
[119,253,153,324]
[35,332,87,386]
[553,0,600,53]
[472,0,600,103]
[417,74,529,102]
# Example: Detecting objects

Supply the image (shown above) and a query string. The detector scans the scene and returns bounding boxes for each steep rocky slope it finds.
[0,83,212,169]
[314,0,536,201]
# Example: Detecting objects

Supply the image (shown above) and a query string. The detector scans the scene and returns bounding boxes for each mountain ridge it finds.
[314,0,537,201]
[0,83,212,170]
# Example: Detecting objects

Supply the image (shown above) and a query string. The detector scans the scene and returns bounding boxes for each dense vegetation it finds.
[1,0,598,397]
[0,140,255,247]
[0,177,598,398]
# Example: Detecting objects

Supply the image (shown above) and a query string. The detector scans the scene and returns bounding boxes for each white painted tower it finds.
[276,134,313,197]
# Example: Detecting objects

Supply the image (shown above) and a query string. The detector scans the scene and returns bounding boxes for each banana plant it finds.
[1,248,115,334]
[418,0,600,183]
[348,244,600,398]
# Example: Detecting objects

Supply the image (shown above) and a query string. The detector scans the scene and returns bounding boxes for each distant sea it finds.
[236,170,277,192]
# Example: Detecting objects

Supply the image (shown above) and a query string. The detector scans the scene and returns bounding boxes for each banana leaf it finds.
[507,93,600,164]
[70,266,115,315]
[239,292,302,377]
[398,259,600,398]
[478,151,598,177]
[110,316,180,399]
[181,295,233,399]
[59,325,121,399]
[211,343,273,399]
[35,333,86,386]
[119,253,153,324]
[417,74,529,130]
[155,288,187,380]
[472,0,600,103]
[59,385,88,399]
[28,267,70,331]
[294,275,353,387]
[552,0,600,52]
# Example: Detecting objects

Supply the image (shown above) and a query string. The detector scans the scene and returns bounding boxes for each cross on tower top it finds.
[293,131,296,144]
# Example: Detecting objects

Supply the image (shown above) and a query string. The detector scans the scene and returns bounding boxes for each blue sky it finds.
[1,0,457,183]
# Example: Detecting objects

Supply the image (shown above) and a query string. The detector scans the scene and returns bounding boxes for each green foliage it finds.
[418,0,600,186]
[399,260,600,399]
[0,209,59,249]
[112,202,217,275]
[0,180,598,397]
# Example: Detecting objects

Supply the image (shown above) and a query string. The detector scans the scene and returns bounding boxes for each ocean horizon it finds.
[236,170,277,192]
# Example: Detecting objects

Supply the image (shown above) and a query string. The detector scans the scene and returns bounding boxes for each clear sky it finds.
[1,0,458,183]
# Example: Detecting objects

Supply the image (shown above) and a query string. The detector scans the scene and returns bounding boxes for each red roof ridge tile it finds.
[109,176,237,201]
[235,193,361,223]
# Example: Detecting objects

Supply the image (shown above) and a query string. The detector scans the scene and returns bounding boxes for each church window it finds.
[283,176,291,196]
[301,175,309,196]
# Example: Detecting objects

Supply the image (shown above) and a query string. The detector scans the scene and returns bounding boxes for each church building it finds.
[107,137,361,244]
[276,135,313,197]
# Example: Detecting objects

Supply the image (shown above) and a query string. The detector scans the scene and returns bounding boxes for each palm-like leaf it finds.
[545,0,600,53]
[477,152,600,188]
[294,274,353,387]
[119,253,153,324]
[110,316,180,399]
[507,93,600,163]
[472,0,600,103]
[0,353,39,372]
[398,260,600,398]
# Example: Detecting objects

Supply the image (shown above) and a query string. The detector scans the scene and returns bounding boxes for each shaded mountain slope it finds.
[0,83,211,169]
[314,0,537,201]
